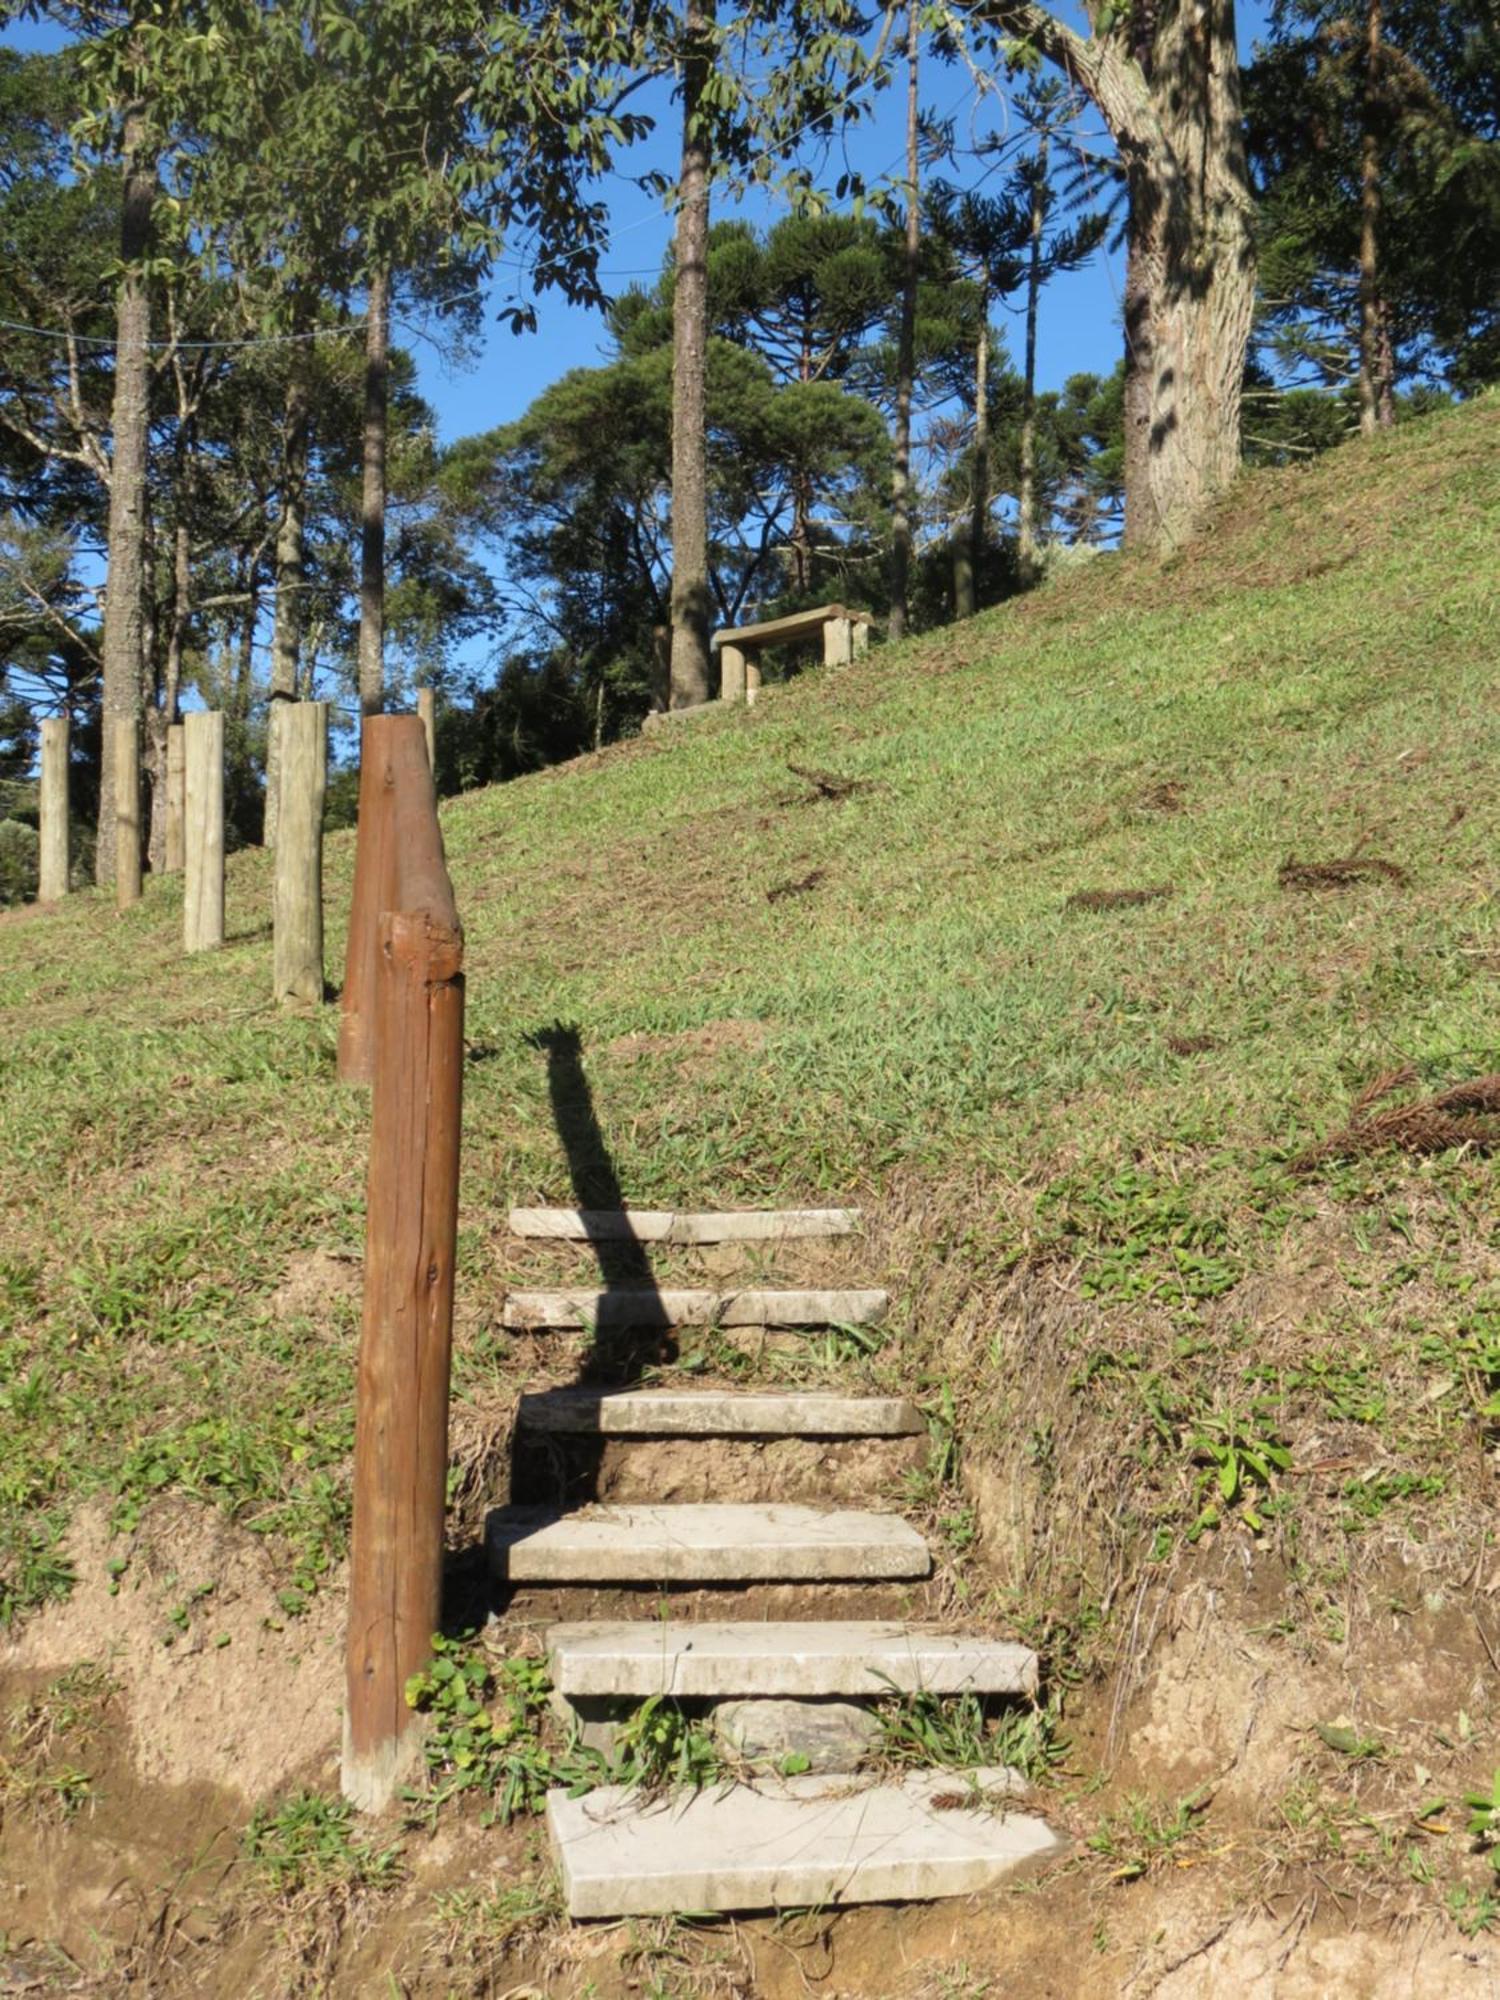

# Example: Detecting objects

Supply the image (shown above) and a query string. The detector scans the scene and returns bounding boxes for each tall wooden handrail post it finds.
[337,717,401,1083]
[341,714,465,1813]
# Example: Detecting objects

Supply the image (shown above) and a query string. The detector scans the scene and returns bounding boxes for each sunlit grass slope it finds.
[0,394,1496,1625]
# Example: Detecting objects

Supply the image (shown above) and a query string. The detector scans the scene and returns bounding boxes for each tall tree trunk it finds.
[888,0,920,641]
[1112,0,1256,550]
[359,266,390,718]
[1358,0,1389,435]
[266,359,312,844]
[1017,136,1047,581]
[96,103,153,887]
[668,0,713,709]
[954,292,988,620]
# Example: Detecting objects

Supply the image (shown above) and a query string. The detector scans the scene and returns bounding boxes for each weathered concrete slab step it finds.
[487,1504,930,1585]
[503,1288,889,1330]
[516,1390,922,1438]
[509,1207,860,1243]
[547,1766,1064,1918]
[546,1620,1038,1699]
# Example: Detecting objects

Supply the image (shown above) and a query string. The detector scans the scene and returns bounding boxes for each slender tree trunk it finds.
[669,0,713,709]
[888,0,920,641]
[1358,0,1389,435]
[359,266,390,718]
[266,359,312,844]
[954,293,988,621]
[97,103,153,887]
[1017,137,1047,581]
[147,507,190,870]
[234,575,258,720]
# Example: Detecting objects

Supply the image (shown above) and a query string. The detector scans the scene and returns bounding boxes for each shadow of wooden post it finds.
[341,715,465,1814]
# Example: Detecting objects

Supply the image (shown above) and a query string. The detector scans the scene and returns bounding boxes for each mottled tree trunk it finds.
[359,266,390,718]
[1358,0,1392,434]
[97,104,153,887]
[147,509,190,871]
[954,298,988,621]
[266,361,312,845]
[1113,0,1257,551]
[669,0,713,709]
[888,0,920,641]
[1017,137,1047,580]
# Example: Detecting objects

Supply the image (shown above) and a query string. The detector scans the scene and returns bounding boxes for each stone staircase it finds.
[489,1205,1065,1920]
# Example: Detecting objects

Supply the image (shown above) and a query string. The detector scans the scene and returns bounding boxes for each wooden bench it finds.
[713,603,872,705]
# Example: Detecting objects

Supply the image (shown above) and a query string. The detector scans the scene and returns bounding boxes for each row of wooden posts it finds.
[35,688,437,1013]
[38,695,461,1814]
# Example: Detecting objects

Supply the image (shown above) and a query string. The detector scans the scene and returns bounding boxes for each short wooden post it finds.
[164,723,186,872]
[183,710,225,952]
[38,717,69,902]
[417,687,435,769]
[342,726,464,1813]
[273,701,328,1007]
[337,717,402,1085]
[719,643,747,705]
[745,655,762,707]
[114,716,142,910]
[823,615,855,666]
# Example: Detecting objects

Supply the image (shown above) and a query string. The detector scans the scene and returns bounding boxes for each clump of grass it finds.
[243,1791,401,1897]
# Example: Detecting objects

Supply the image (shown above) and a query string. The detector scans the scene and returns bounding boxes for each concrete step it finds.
[546,1620,1039,1700]
[502,1288,889,1330]
[547,1765,1065,1918]
[487,1504,930,1585]
[509,1207,860,1244]
[516,1389,923,1438]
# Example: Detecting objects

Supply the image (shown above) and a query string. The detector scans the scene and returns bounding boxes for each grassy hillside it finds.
[2,394,1499,1990]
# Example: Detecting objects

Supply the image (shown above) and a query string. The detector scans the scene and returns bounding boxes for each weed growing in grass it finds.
[610,1696,723,1794]
[875,1687,1061,1782]
[1185,1409,1292,1536]
[1088,1789,1211,1881]
[243,1791,400,1896]
[404,1633,604,1822]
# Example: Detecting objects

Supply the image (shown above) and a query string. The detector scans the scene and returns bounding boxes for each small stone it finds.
[714,1698,880,1773]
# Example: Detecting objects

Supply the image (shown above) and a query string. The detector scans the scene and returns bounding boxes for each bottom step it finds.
[547,1766,1065,1918]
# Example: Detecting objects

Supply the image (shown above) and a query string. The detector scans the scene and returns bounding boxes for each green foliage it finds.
[1186,1410,1292,1536]
[610,1696,723,1794]
[876,1687,1061,1781]
[404,1633,602,1822]
[1087,1790,1211,1881]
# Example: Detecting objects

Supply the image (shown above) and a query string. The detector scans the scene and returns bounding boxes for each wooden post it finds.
[164,723,186,872]
[822,616,855,667]
[342,720,464,1813]
[114,715,142,910]
[417,687,435,770]
[338,716,402,1085]
[38,717,69,902]
[719,643,747,705]
[183,710,225,952]
[745,656,762,707]
[273,701,328,1007]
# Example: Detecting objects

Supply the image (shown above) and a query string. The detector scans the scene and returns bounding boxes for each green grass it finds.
[0,394,1497,1645]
